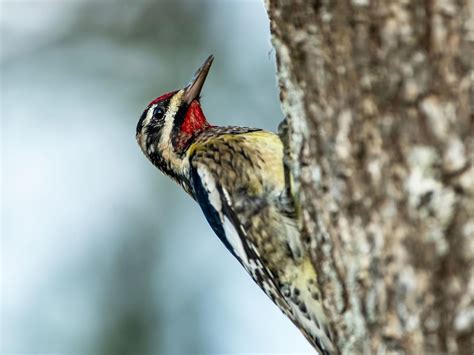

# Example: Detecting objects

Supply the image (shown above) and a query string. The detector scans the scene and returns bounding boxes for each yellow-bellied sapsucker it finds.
[136,55,334,354]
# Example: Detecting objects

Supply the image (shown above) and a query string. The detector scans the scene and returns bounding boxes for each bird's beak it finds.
[182,55,214,105]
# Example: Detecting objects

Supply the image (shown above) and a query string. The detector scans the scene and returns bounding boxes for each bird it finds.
[135,55,335,354]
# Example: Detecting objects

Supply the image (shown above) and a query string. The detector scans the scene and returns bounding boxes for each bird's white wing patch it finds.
[196,165,222,212]
[222,216,249,264]
[196,165,249,264]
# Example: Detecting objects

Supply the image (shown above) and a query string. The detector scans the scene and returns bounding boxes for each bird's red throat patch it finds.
[180,100,210,135]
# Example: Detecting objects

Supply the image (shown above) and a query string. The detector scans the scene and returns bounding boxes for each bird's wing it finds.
[189,162,290,306]
[190,162,333,354]
[188,134,333,354]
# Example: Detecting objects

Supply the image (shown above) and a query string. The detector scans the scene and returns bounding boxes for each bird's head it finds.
[136,55,214,179]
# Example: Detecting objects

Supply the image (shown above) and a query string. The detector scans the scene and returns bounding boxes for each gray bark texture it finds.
[265,0,473,354]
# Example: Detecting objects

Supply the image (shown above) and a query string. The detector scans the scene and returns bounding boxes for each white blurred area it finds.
[1,1,314,353]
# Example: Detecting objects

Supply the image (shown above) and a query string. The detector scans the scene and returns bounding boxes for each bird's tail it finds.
[284,259,335,354]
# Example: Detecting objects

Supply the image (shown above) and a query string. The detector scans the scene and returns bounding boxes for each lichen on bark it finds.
[265,0,473,353]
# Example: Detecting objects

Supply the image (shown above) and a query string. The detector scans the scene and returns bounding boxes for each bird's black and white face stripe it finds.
[137,98,169,157]
[136,90,191,181]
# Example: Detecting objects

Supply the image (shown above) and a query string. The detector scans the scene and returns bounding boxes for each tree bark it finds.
[265,0,473,353]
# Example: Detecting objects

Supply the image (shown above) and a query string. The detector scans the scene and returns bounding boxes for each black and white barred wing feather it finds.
[190,163,288,305]
[190,163,334,355]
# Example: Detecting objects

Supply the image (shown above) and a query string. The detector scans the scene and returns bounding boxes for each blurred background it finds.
[1,1,314,353]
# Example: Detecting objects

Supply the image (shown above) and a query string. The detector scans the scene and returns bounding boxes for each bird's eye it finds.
[153,106,165,120]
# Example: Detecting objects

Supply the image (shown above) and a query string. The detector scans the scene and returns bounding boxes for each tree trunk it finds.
[265,0,473,353]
